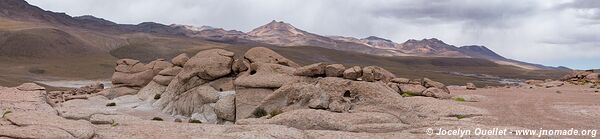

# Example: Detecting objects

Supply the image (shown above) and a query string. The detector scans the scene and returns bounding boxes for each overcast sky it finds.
[26,0,599,69]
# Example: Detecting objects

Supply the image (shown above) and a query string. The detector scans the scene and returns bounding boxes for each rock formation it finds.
[0,47,500,138]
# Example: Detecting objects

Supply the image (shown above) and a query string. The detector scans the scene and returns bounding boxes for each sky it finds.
[26,0,599,69]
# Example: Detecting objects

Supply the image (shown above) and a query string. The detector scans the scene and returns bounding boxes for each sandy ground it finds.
[451,84,600,130]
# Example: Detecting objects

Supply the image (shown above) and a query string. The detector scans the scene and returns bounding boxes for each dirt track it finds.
[451,84,600,130]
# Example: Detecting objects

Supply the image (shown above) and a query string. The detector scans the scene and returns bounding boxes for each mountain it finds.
[0,0,569,86]
[458,45,505,60]
[247,20,336,47]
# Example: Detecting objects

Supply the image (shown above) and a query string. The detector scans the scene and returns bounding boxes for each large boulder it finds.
[214,95,235,121]
[145,59,173,74]
[294,63,327,77]
[421,78,450,93]
[152,75,174,86]
[246,77,406,118]
[154,49,234,116]
[244,47,300,67]
[325,64,345,77]
[111,70,155,88]
[422,88,451,99]
[235,87,275,119]
[390,78,410,84]
[158,66,182,76]
[361,66,395,82]
[343,66,362,80]
[171,53,189,67]
[234,62,304,88]
[178,49,234,81]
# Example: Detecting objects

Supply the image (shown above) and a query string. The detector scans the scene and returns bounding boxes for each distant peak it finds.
[263,20,295,28]
[404,38,446,44]
[248,20,304,36]
[364,36,392,42]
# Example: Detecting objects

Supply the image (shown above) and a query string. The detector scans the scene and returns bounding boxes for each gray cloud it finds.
[24,0,600,69]
[372,0,539,27]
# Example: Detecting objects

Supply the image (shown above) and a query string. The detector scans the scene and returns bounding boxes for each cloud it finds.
[24,0,600,69]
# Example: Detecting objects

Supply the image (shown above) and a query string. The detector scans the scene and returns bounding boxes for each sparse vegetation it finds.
[453,97,466,102]
[154,94,161,99]
[189,119,202,123]
[106,102,116,107]
[449,114,467,119]
[253,107,268,118]
[151,117,163,121]
[111,119,119,127]
[401,92,417,97]
[270,108,284,117]
[2,110,12,118]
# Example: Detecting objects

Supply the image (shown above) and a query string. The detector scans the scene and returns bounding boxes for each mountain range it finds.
[0,0,568,86]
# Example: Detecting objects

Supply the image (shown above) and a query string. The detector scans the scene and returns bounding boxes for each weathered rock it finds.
[294,63,327,77]
[257,82,330,113]
[209,77,235,91]
[231,59,249,73]
[97,87,139,99]
[361,66,395,82]
[421,78,449,93]
[5,111,95,139]
[215,95,235,121]
[235,87,274,119]
[390,78,410,84]
[244,47,300,67]
[0,125,75,139]
[145,59,174,74]
[398,84,427,95]
[422,88,451,99]
[137,81,167,100]
[158,66,182,76]
[325,64,345,77]
[153,75,174,86]
[178,49,233,81]
[111,70,155,88]
[343,66,362,80]
[160,85,219,116]
[234,62,302,88]
[16,83,45,91]
[171,53,189,67]
[0,86,56,115]
[466,83,477,90]
[237,109,400,131]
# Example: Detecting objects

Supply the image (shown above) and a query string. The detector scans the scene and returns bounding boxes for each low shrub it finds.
[151,117,163,121]
[253,107,268,118]
[270,108,284,117]
[189,119,202,123]
[453,97,466,102]
[106,102,116,107]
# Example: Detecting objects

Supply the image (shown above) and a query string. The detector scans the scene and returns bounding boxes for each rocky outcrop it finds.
[361,66,395,82]
[152,49,237,123]
[343,66,362,80]
[325,64,345,77]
